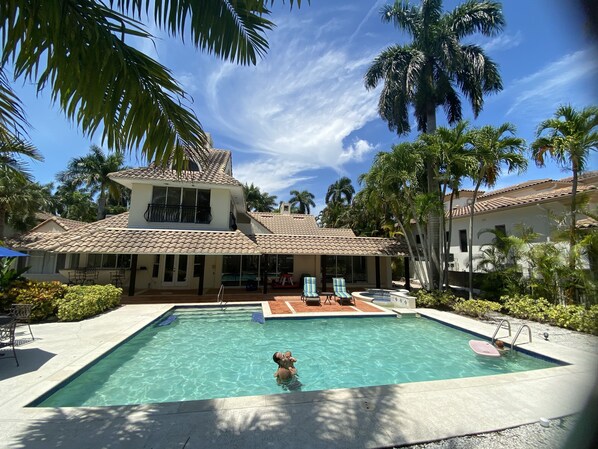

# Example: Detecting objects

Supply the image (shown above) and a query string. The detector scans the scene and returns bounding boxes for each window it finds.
[87,254,131,269]
[147,186,211,223]
[459,230,467,252]
[222,255,242,286]
[26,251,56,274]
[322,256,368,284]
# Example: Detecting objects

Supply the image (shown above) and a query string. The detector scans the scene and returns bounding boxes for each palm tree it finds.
[467,123,527,299]
[420,121,476,288]
[57,145,128,220]
[0,133,44,182]
[0,1,302,169]
[243,183,278,212]
[0,131,44,237]
[364,0,504,289]
[289,190,316,214]
[50,183,97,222]
[531,105,598,272]
[325,177,355,205]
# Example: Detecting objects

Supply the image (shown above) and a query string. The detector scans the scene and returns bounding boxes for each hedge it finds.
[453,299,502,318]
[56,285,122,321]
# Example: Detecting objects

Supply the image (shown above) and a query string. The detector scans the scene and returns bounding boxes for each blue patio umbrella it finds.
[0,247,28,258]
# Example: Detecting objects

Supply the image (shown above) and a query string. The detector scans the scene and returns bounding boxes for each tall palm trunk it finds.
[568,164,579,302]
[444,191,456,289]
[97,190,106,221]
[426,106,441,290]
[468,179,483,300]
[397,220,429,290]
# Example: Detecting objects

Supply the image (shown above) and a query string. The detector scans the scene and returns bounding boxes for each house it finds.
[13,148,406,295]
[445,172,597,281]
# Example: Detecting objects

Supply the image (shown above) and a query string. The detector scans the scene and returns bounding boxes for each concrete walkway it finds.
[0,304,596,449]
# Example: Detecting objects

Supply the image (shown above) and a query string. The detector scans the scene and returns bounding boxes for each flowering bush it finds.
[56,285,122,321]
[5,281,67,321]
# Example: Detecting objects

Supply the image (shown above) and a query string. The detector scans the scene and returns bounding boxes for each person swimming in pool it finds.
[273,351,298,383]
[495,339,509,354]
[273,351,302,391]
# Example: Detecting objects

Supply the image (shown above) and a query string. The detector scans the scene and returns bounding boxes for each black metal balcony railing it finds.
[144,204,212,224]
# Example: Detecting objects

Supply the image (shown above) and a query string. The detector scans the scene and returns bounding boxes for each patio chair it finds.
[10,303,34,340]
[301,276,321,305]
[333,278,354,305]
[0,319,19,366]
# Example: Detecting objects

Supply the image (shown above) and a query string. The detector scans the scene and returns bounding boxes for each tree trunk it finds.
[468,180,483,300]
[425,107,441,290]
[98,191,106,221]
[444,191,455,290]
[398,220,429,290]
[568,165,578,302]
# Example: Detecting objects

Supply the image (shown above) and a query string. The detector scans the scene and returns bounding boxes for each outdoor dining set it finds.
[0,303,34,367]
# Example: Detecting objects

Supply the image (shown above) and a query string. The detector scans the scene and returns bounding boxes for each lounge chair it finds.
[301,276,321,305]
[0,319,19,366]
[333,278,354,305]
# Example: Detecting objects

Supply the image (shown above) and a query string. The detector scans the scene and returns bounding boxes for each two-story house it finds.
[14,148,406,295]
[445,172,597,280]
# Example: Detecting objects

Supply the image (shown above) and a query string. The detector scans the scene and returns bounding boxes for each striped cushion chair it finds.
[333,278,354,305]
[301,276,321,305]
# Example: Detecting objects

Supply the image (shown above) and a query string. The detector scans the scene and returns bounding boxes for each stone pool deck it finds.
[0,303,596,449]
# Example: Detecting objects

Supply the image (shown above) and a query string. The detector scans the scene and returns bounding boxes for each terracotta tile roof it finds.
[29,216,88,232]
[451,185,597,218]
[249,234,406,256]
[249,212,320,235]
[45,229,260,254]
[317,228,356,237]
[248,212,356,237]
[479,179,555,200]
[109,149,241,187]
[559,170,598,184]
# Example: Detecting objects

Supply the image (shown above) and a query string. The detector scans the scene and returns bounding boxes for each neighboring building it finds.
[445,172,597,278]
[13,149,406,295]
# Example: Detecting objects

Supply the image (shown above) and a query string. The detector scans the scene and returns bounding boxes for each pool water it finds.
[36,306,559,407]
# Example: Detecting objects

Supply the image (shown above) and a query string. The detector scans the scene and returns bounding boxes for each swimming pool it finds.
[34,306,561,407]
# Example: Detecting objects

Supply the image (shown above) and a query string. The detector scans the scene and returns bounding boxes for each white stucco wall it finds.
[127,183,232,231]
[447,202,568,273]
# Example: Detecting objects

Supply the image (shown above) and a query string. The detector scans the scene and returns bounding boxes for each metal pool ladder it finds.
[217,284,225,306]
[491,319,512,343]
[511,324,532,348]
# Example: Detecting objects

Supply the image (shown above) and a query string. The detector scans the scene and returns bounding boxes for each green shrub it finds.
[56,285,122,321]
[5,281,67,321]
[453,299,502,318]
[501,294,551,322]
[546,304,598,335]
[416,290,457,309]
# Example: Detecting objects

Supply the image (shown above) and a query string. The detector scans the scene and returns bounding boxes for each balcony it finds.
[144,204,212,224]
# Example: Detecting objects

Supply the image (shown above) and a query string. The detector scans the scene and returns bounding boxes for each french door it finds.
[162,254,189,287]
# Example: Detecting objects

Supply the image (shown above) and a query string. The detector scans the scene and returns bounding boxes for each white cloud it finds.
[505,48,598,116]
[482,31,522,52]
[192,21,382,192]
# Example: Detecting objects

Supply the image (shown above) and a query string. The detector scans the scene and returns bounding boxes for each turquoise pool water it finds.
[36,306,559,407]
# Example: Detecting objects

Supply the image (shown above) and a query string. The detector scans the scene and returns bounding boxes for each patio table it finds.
[321,292,334,304]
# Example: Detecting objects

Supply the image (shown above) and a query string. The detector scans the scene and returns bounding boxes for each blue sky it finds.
[14,0,598,215]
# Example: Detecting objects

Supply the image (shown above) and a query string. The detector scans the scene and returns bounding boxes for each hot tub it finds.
[352,288,416,308]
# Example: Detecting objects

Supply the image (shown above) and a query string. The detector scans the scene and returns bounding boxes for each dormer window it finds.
[145,186,211,223]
